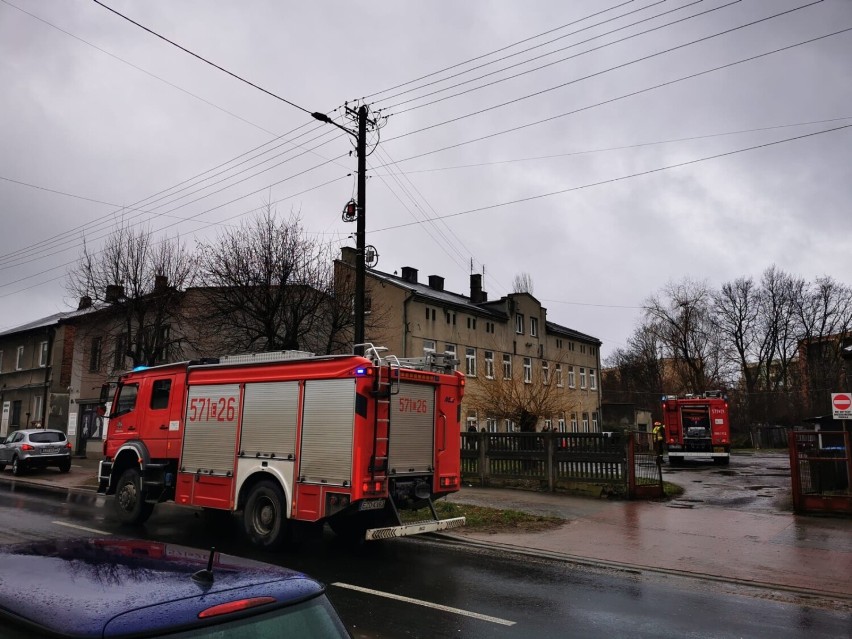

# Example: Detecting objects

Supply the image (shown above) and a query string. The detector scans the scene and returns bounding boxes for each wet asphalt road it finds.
[1,476,849,638]
[663,451,794,513]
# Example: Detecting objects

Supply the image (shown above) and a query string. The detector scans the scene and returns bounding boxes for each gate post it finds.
[478,431,488,486]
[627,432,636,499]
[546,433,555,493]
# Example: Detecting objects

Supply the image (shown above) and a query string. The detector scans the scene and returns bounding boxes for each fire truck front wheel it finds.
[243,481,288,549]
[114,468,154,525]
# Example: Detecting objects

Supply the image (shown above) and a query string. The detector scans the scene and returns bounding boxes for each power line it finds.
[367,116,852,175]
[385,1,826,140]
[361,0,639,100]
[375,0,676,107]
[371,124,852,233]
[92,0,315,117]
[383,27,852,165]
[382,0,738,113]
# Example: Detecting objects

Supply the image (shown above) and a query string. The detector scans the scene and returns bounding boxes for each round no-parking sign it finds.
[831,393,852,419]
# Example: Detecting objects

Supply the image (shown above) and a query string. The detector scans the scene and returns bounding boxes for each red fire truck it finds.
[661,391,731,465]
[97,345,466,548]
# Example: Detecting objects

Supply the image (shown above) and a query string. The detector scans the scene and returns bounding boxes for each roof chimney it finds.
[154,275,168,292]
[341,246,357,266]
[105,284,125,304]
[470,273,487,303]
[428,275,444,291]
[77,296,92,310]
[401,266,418,284]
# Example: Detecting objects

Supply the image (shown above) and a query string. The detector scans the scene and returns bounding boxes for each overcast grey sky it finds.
[1,0,850,359]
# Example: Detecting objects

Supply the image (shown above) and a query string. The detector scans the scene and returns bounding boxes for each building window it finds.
[580,367,587,389]
[484,351,494,379]
[568,342,575,352]
[16,346,25,370]
[590,369,597,390]
[445,311,456,325]
[582,413,590,432]
[467,317,477,330]
[505,419,517,433]
[542,361,550,385]
[568,366,576,388]
[465,347,477,377]
[570,413,578,432]
[556,338,563,349]
[423,339,436,354]
[486,417,498,433]
[89,337,102,373]
[556,364,563,387]
[515,313,524,334]
[426,308,436,322]
[33,395,43,425]
[530,317,538,337]
[557,417,566,432]
[592,412,599,431]
[580,344,587,354]
[486,321,495,334]
[544,418,552,431]
[523,357,532,383]
[502,354,512,379]
[38,341,49,367]
[466,414,478,432]
[114,333,128,371]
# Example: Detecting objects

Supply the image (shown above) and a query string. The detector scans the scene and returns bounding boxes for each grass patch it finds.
[663,481,685,498]
[401,500,564,534]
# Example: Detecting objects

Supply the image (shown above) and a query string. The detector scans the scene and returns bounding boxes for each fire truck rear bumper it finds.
[670,451,729,458]
[365,516,466,541]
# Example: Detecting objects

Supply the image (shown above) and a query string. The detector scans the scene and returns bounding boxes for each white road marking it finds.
[52,521,112,535]
[331,582,516,626]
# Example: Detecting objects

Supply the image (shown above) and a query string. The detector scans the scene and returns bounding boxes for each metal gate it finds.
[627,431,663,499]
[789,430,852,515]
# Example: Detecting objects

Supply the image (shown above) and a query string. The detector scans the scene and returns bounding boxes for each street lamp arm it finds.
[312,112,357,139]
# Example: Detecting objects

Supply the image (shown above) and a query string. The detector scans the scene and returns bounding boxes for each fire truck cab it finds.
[97,346,466,548]
[661,391,731,466]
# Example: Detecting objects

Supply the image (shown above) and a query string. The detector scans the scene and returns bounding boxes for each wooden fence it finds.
[460,432,626,493]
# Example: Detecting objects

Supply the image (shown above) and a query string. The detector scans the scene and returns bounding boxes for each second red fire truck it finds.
[97,345,466,548]
[661,391,731,465]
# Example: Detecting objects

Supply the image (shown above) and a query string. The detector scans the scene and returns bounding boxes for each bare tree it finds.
[466,351,578,432]
[645,278,723,393]
[512,272,534,295]
[197,206,352,355]
[65,225,198,368]
[603,324,665,412]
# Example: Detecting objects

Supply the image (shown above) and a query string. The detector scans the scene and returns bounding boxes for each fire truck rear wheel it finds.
[114,468,154,525]
[243,481,287,549]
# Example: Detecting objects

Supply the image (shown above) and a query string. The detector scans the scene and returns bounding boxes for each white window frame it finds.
[486,417,498,433]
[571,413,578,432]
[580,367,587,389]
[590,368,597,390]
[445,343,457,370]
[592,412,599,431]
[16,346,24,370]
[568,366,575,388]
[556,364,563,387]
[33,395,43,424]
[423,339,436,354]
[582,412,589,432]
[505,419,517,433]
[502,354,512,379]
[544,418,552,431]
[523,357,532,384]
[557,418,566,432]
[39,341,49,367]
[465,347,477,377]
[515,313,524,334]
[530,317,538,337]
[484,351,494,379]
[542,361,550,385]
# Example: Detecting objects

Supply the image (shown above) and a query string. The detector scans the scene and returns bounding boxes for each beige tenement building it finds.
[339,248,602,433]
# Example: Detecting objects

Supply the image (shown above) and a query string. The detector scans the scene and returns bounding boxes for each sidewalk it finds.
[3,458,850,601]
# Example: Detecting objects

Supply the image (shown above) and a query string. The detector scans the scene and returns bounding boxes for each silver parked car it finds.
[0,428,72,475]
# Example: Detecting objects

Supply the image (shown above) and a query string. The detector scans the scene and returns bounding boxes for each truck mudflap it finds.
[365,516,466,541]
[97,459,113,494]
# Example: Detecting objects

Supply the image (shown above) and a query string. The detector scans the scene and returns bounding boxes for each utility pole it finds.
[311,104,377,356]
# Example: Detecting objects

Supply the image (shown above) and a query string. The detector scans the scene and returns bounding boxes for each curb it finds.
[428,533,852,605]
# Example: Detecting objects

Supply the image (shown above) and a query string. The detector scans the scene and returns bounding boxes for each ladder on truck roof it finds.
[358,345,400,482]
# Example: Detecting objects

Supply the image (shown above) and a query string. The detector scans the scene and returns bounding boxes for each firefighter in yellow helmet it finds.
[652,421,665,457]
